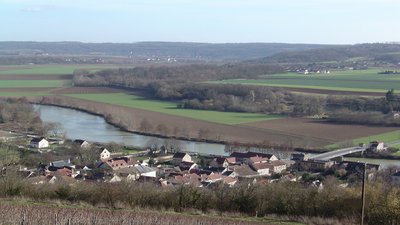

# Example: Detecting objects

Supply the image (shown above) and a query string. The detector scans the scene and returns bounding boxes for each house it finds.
[209,157,226,168]
[30,137,49,148]
[73,139,90,148]
[299,159,334,171]
[134,165,157,178]
[248,156,268,165]
[230,164,259,179]
[49,159,75,169]
[114,165,157,181]
[223,176,238,187]
[250,163,270,176]
[169,173,202,187]
[369,141,386,152]
[391,171,400,185]
[188,163,199,174]
[206,172,223,183]
[265,160,287,174]
[98,159,128,171]
[209,157,238,169]
[49,173,76,185]
[291,153,309,162]
[225,157,238,166]
[55,167,73,177]
[100,148,111,160]
[172,152,192,165]
[230,151,278,163]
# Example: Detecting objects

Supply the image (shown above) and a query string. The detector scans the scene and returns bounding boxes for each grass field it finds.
[0,92,50,97]
[325,130,400,150]
[0,80,68,88]
[214,68,400,93]
[66,93,282,125]
[0,65,124,75]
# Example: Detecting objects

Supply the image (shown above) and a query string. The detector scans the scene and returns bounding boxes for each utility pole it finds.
[361,162,367,225]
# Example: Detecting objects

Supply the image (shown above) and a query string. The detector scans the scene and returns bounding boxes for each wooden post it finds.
[20,213,25,225]
[361,162,367,225]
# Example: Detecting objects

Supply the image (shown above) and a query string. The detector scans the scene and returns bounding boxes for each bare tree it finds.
[139,119,153,133]
[198,128,210,139]
[156,124,170,136]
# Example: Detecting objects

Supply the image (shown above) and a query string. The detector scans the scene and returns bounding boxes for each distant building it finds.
[230,151,278,163]
[265,160,287,174]
[30,137,49,149]
[369,141,386,152]
[299,159,334,171]
[100,148,111,160]
[250,163,270,176]
[172,152,192,165]
[49,159,75,169]
[73,139,90,148]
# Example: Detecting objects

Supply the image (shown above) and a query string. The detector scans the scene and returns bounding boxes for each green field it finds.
[214,68,400,93]
[67,93,282,125]
[326,130,400,150]
[0,65,126,75]
[0,92,50,97]
[0,80,68,88]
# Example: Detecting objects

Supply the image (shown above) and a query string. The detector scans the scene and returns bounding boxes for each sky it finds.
[1,0,399,44]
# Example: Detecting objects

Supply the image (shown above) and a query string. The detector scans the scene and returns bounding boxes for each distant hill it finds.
[0,41,330,61]
[252,43,400,64]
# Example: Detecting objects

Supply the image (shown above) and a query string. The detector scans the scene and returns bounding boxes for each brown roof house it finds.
[111,165,157,182]
[265,160,287,174]
[230,164,259,179]
[250,163,270,176]
[98,158,129,171]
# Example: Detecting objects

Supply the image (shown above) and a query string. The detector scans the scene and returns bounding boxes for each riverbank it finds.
[28,95,309,151]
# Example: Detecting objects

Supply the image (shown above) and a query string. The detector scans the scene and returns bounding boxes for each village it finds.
[7,134,399,188]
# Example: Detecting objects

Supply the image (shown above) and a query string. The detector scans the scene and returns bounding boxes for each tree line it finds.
[0,170,399,225]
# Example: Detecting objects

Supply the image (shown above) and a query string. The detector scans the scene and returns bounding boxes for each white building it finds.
[100,148,111,160]
[30,137,49,149]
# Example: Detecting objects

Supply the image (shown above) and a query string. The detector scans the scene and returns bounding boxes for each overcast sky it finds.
[1,0,399,44]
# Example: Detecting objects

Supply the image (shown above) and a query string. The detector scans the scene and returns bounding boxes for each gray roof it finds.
[50,159,73,168]
[135,165,156,173]
[232,165,259,177]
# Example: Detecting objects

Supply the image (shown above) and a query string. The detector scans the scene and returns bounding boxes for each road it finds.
[309,146,367,161]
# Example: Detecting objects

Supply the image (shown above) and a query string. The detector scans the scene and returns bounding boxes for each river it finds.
[34,104,229,156]
[34,104,295,158]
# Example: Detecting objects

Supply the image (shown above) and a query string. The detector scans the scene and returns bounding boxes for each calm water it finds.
[34,104,229,156]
